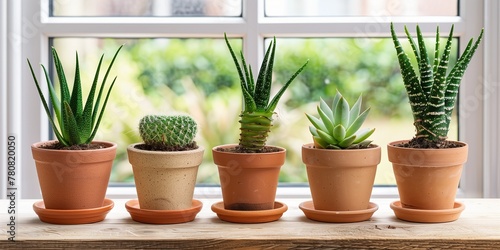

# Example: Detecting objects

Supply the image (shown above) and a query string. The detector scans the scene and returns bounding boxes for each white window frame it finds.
[2,0,498,199]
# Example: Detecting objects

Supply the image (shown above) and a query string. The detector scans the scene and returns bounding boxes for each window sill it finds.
[2,198,499,249]
[105,185,402,199]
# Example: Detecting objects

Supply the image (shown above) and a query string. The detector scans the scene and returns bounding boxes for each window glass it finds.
[50,36,458,186]
[51,0,242,17]
[265,0,457,17]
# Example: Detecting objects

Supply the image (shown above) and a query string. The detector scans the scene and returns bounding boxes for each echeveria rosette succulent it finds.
[224,33,309,152]
[390,23,483,144]
[27,45,123,147]
[306,91,375,149]
[139,114,198,149]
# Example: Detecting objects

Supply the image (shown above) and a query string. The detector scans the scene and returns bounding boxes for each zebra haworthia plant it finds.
[224,33,308,152]
[306,91,375,149]
[28,45,123,147]
[391,23,484,144]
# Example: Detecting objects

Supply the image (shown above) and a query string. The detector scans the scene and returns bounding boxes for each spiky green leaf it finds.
[266,60,308,113]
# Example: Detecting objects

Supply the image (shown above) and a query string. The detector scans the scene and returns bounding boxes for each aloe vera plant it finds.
[391,23,483,145]
[28,45,123,147]
[306,91,375,149]
[224,33,308,152]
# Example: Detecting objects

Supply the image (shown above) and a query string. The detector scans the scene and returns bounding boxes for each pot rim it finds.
[301,142,380,152]
[127,142,205,155]
[387,140,468,151]
[212,144,286,155]
[31,140,117,152]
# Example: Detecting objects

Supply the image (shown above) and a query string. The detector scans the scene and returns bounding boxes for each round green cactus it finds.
[139,114,197,148]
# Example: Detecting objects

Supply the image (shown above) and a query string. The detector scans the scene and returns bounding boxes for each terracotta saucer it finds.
[125,199,203,224]
[299,201,378,223]
[211,201,287,223]
[390,200,465,223]
[33,198,114,225]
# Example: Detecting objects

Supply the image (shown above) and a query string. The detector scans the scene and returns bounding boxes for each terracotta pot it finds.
[212,144,285,211]
[127,143,204,210]
[31,140,116,210]
[302,143,381,211]
[388,140,468,210]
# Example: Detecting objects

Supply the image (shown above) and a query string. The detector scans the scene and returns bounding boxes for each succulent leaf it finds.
[319,97,334,122]
[332,124,346,142]
[339,134,357,148]
[353,128,376,144]
[334,97,350,129]
[348,95,362,127]
[309,126,319,137]
[317,129,338,145]
[346,107,371,137]
[306,113,328,132]
[318,105,334,133]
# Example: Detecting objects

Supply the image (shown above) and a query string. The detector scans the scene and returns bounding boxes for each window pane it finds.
[265,0,457,17]
[51,0,242,17]
[50,37,458,186]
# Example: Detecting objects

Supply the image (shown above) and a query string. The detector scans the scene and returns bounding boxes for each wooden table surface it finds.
[1,198,500,249]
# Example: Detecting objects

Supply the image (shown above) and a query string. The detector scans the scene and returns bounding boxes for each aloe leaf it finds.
[62,101,81,145]
[444,28,484,127]
[92,45,123,127]
[404,25,420,63]
[51,48,71,105]
[87,77,116,144]
[27,59,67,146]
[69,52,83,124]
[391,23,427,125]
[254,37,274,110]
[346,107,371,137]
[353,128,376,144]
[432,26,440,75]
[239,50,255,95]
[224,34,256,112]
[306,113,328,132]
[40,65,62,129]
[416,25,434,96]
[247,65,255,95]
[266,60,308,113]
[332,124,346,142]
[318,105,334,133]
[422,25,454,140]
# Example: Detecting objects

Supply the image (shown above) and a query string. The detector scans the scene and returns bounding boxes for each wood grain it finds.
[1,199,499,249]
